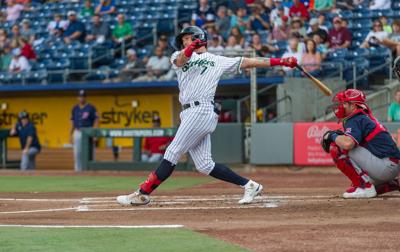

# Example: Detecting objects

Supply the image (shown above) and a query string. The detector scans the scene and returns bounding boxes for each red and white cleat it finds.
[343,184,377,199]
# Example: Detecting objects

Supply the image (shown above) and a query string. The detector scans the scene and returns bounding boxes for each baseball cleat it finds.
[116,191,150,206]
[342,184,377,199]
[239,180,263,204]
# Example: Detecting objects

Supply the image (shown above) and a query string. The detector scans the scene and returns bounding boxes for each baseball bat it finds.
[295,65,332,96]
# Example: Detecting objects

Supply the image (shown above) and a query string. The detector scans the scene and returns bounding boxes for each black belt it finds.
[182,101,220,115]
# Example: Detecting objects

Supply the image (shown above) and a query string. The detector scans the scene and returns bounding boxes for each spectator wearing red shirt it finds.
[141,116,173,163]
[328,16,352,49]
[289,0,310,21]
[19,37,36,60]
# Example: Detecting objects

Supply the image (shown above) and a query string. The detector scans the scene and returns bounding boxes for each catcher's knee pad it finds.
[329,144,366,187]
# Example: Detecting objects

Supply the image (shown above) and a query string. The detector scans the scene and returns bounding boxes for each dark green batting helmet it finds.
[174,26,207,50]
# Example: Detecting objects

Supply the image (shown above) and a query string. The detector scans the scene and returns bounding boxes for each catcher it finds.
[322,89,400,198]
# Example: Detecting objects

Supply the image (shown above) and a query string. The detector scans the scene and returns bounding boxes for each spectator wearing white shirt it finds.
[282,36,303,76]
[134,47,170,81]
[9,48,31,73]
[370,0,391,10]
[270,0,290,28]
[208,35,224,54]
[6,0,27,23]
[225,35,243,54]
[361,20,389,48]
[47,14,69,37]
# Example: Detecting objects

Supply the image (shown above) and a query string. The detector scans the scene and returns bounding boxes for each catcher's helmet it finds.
[394,56,400,80]
[174,26,207,50]
[332,89,368,119]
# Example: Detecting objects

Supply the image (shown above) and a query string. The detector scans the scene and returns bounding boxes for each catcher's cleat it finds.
[239,180,263,204]
[343,184,376,199]
[117,191,150,206]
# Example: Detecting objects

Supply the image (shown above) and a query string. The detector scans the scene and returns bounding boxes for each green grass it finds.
[0,227,247,252]
[0,176,212,192]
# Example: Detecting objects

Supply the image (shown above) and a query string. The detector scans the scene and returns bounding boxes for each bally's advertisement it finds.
[294,122,341,166]
[0,94,173,148]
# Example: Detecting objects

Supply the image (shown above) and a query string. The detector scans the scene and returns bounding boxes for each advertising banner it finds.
[294,122,341,166]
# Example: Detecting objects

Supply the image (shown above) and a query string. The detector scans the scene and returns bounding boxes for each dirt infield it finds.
[1,167,400,252]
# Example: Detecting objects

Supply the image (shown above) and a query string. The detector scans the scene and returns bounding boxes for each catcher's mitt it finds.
[321,130,344,153]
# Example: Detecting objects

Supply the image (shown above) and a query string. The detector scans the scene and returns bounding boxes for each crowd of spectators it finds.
[0,0,398,80]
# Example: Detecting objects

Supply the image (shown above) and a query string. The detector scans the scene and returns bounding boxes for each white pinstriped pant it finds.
[164,102,219,175]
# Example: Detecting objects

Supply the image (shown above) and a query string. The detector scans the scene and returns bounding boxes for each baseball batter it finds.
[117,26,297,206]
[322,89,400,198]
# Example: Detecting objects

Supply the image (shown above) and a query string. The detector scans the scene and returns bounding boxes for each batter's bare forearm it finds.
[174,52,190,67]
[240,57,271,69]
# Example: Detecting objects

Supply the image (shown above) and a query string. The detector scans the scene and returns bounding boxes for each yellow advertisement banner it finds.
[0,94,173,148]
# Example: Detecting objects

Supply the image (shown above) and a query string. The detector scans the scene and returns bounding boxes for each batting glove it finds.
[184,39,207,58]
[270,57,298,68]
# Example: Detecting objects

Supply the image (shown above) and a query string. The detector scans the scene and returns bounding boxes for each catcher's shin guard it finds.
[330,143,370,187]
[139,159,176,194]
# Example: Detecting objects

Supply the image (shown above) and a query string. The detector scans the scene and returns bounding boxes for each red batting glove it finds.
[270,57,298,68]
[183,39,207,58]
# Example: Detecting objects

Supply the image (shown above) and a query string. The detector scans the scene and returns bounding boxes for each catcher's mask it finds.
[332,89,367,119]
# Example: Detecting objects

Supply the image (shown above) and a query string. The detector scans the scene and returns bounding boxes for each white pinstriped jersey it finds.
[170,51,243,105]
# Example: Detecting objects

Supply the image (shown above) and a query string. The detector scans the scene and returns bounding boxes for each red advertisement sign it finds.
[294,122,341,166]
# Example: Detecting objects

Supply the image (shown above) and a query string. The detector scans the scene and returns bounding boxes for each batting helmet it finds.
[174,26,207,50]
[332,89,368,119]
[394,56,400,80]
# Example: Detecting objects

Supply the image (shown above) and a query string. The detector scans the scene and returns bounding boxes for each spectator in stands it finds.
[191,0,215,27]
[115,48,141,82]
[0,29,10,51]
[230,7,249,34]
[388,90,400,122]
[313,33,329,58]
[270,0,290,27]
[270,15,291,42]
[361,20,389,49]
[380,16,392,33]
[317,13,329,32]
[86,14,110,44]
[141,115,172,163]
[81,0,95,18]
[95,0,116,16]
[9,111,41,171]
[369,0,391,10]
[156,35,172,55]
[215,5,230,40]
[206,25,223,44]
[282,36,302,76]
[10,24,21,49]
[208,35,224,54]
[20,19,35,44]
[19,37,36,61]
[328,16,352,49]
[64,11,86,44]
[6,0,30,23]
[313,0,335,12]
[112,14,133,45]
[289,0,310,21]
[382,20,400,57]
[135,47,170,81]
[229,26,245,47]
[247,33,278,57]
[47,14,68,37]
[301,39,322,76]
[225,35,243,52]
[9,48,31,73]
[248,3,270,32]
[307,18,328,43]
[291,17,306,38]
[0,46,12,71]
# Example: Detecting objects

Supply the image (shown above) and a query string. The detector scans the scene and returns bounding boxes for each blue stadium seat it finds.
[371,9,394,18]
[346,48,369,60]
[338,10,353,19]
[353,10,372,19]
[326,48,349,60]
